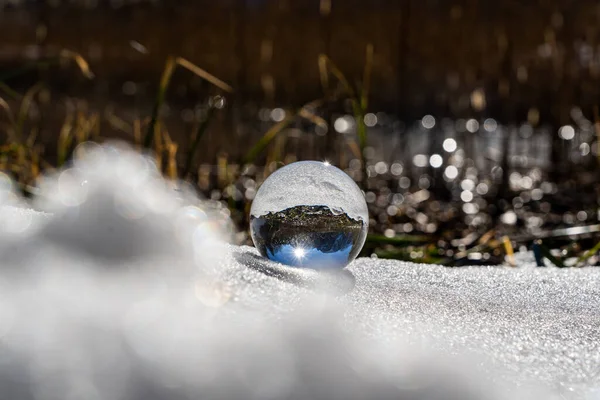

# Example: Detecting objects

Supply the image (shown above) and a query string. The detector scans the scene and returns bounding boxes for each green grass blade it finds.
[360,43,373,110]
[183,105,217,178]
[144,56,177,149]
[0,82,20,100]
[57,114,74,167]
[144,56,233,150]
[538,243,567,268]
[317,54,357,99]
[318,51,370,166]
[357,44,373,156]
[243,115,294,165]
[0,95,18,142]
[577,240,600,266]
[15,83,44,143]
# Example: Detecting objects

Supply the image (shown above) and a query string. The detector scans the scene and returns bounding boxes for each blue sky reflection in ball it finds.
[250,161,369,269]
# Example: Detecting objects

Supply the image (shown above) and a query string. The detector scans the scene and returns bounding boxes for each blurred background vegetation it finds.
[1,0,600,266]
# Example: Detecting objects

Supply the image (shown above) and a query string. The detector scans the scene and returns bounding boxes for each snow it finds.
[0,142,598,400]
[249,160,369,222]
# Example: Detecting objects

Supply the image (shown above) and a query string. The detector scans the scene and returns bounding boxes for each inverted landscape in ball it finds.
[249,161,369,269]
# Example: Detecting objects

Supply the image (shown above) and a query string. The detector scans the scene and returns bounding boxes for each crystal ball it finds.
[250,161,369,269]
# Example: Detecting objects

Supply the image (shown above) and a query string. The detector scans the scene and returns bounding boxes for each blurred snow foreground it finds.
[0,142,598,400]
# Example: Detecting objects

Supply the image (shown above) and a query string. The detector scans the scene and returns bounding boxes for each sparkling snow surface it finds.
[232,247,600,399]
[0,143,598,400]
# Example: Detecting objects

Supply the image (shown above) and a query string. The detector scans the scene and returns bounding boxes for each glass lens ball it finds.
[250,161,368,269]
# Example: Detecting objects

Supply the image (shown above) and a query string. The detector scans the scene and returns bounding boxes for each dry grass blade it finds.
[317,54,357,99]
[0,48,94,85]
[26,128,38,147]
[305,98,325,109]
[154,125,164,171]
[345,139,362,161]
[477,229,496,245]
[105,107,133,135]
[298,107,327,127]
[0,95,18,142]
[133,118,142,146]
[29,147,40,180]
[59,49,95,79]
[162,130,178,180]
[502,236,515,267]
[318,55,330,93]
[0,96,16,126]
[298,98,325,121]
[89,113,100,140]
[176,57,234,93]
[167,142,178,180]
[217,153,228,189]
[75,112,99,143]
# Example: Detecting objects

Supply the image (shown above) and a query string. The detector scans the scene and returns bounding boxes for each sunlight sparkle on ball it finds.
[250,161,368,269]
